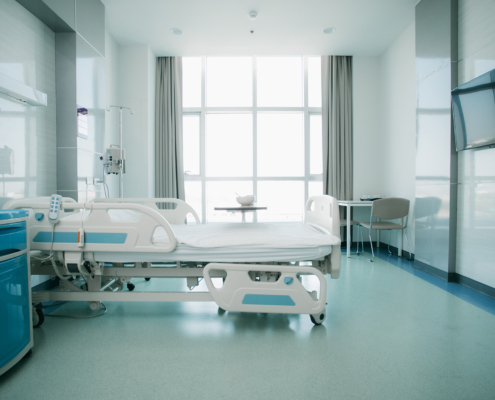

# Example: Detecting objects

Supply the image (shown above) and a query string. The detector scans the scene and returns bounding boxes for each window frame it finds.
[183,55,322,223]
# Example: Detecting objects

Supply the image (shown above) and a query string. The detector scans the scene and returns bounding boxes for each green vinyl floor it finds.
[1,252,495,400]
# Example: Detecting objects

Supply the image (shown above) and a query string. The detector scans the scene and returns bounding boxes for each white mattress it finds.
[65,209,340,263]
[94,245,334,263]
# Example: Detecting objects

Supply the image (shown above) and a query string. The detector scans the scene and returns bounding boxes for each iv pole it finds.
[106,105,133,198]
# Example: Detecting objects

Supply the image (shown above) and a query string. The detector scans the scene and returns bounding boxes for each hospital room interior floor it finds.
[1,250,495,400]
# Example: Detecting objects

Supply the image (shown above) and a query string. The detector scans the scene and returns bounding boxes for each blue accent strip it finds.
[33,232,127,244]
[242,294,295,306]
[85,233,127,244]
[33,232,76,243]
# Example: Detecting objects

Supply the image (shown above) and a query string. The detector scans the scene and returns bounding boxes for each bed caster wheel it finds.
[89,301,101,311]
[127,283,135,291]
[310,313,325,325]
[33,307,45,328]
[145,278,151,281]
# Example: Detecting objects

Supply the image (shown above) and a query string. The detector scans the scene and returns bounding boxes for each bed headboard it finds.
[91,198,200,225]
[304,195,341,279]
[304,195,340,239]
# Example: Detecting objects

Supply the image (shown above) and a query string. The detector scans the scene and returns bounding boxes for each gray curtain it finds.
[322,56,353,201]
[155,57,185,202]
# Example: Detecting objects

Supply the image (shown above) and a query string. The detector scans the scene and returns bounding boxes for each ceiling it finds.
[102,0,417,56]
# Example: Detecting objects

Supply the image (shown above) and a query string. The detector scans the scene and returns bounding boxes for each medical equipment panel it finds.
[0,209,32,376]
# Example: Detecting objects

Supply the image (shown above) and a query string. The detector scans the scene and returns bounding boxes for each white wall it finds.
[118,45,156,198]
[0,0,57,202]
[0,0,57,287]
[456,0,495,288]
[352,56,381,242]
[377,22,416,253]
[104,30,121,198]
[351,23,416,253]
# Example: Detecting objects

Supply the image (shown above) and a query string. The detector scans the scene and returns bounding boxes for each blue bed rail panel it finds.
[33,231,127,244]
[242,294,296,306]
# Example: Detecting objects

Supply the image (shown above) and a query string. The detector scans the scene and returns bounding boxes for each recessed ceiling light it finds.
[323,27,336,34]
[170,28,182,35]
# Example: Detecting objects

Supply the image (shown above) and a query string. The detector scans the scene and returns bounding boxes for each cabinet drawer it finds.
[0,254,30,370]
[0,222,27,257]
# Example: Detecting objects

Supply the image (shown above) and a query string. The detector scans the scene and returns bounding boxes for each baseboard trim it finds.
[414,260,451,281]
[378,242,415,261]
[32,277,59,292]
[414,260,495,301]
[341,241,415,260]
[450,274,495,301]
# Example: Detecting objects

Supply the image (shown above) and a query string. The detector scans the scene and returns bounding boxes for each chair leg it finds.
[361,226,365,253]
[360,226,365,254]
[388,230,392,255]
[358,226,365,255]
[369,232,375,262]
[356,226,360,254]
[404,230,412,261]
[357,228,374,262]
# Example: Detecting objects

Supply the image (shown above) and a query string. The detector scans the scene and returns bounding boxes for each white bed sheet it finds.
[152,222,340,248]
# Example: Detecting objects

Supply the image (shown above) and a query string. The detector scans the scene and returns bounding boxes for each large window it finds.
[182,56,323,223]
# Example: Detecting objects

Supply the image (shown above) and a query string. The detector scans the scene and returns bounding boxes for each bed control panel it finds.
[48,194,62,224]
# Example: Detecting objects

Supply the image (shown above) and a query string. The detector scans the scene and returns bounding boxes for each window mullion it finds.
[303,55,310,205]
[201,56,207,223]
[253,55,258,222]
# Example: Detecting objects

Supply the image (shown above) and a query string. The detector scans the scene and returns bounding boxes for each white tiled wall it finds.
[456,0,495,287]
[0,0,57,202]
[0,0,57,287]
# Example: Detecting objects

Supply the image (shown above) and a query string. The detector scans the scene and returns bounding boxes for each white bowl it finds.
[236,195,255,206]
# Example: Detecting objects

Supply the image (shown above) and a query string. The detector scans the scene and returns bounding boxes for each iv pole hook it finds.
[106,106,133,198]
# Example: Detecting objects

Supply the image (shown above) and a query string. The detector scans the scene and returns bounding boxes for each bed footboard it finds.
[304,195,341,279]
[203,263,327,316]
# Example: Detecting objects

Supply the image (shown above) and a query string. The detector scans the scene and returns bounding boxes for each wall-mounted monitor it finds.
[452,68,495,151]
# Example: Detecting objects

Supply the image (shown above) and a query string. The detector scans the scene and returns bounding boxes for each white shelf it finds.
[0,72,47,106]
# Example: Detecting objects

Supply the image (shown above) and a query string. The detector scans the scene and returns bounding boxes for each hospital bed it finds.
[3,195,341,325]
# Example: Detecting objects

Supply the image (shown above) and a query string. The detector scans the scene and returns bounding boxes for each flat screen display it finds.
[452,68,495,151]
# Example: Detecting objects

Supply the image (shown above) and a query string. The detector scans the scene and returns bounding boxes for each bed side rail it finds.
[304,195,341,279]
[57,202,177,253]
[14,200,177,254]
[2,196,79,219]
[91,198,200,225]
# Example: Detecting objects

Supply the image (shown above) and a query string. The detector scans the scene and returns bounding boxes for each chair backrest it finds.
[371,198,410,220]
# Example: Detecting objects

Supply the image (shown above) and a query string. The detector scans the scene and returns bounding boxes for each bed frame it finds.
[3,195,341,325]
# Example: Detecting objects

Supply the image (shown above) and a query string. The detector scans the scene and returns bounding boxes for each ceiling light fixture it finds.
[323,27,336,34]
[249,11,257,20]
[170,28,182,35]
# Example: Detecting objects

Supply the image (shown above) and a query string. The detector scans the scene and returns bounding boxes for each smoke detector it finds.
[249,11,257,20]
